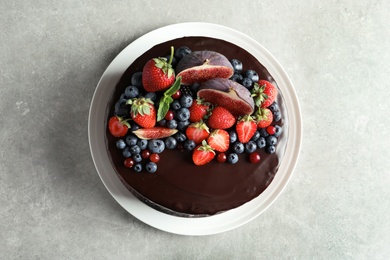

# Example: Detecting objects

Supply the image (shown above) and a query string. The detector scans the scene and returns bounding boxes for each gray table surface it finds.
[1,1,389,259]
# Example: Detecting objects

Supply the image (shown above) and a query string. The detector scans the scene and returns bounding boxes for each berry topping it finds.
[149,153,160,163]
[207,129,230,153]
[165,136,178,149]
[251,80,278,108]
[235,115,257,143]
[129,97,156,129]
[230,59,243,72]
[108,116,130,137]
[227,153,239,164]
[171,89,181,99]
[164,110,175,121]
[147,139,165,154]
[124,158,135,168]
[133,163,143,172]
[186,121,210,145]
[141,149,151,159]
[192,140,216,166]
[217,153,227,163]
[249,152,261,164]
[206,106,236,130]
[145,162,158,173]
[266,125,276,135]
[254,107,273,129]
[189,98,210,123]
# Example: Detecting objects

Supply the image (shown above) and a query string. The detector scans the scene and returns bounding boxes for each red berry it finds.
[249,152,261,163]
[165,110,175,121]
[149,153,160,163]
[266,125,276,135]
[172,90,181,99]
[108,116,130,137]
[124,158,135,168]
[141,149,150,159]
[217,153,227,163]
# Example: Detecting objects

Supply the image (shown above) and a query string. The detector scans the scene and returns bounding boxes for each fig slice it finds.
[133,127,178,140]
[176,50,234,85]
[198,79,255,116]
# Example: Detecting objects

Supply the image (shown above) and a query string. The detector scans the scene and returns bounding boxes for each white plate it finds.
[88,22,302,236]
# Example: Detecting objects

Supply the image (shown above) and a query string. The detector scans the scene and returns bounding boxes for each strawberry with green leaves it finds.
[206,106,236,130]
[142,47,175,92]
[186,121,210,145]
[192,140,216,166]
[189,98,210,123]
[236,115,257,143]
[251,80,278,108]
[207,129,230,152]
[128,97,156,128]
[108,116,130,137]
[254,107,273,129]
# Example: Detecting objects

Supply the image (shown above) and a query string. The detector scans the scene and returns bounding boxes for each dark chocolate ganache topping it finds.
[105,37,288,217]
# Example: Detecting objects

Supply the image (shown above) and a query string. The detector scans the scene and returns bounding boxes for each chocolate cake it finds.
[105,37,288,217]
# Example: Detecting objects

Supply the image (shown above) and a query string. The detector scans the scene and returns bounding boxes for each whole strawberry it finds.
[129,97,156,128]
[236,114,257,143]
[254,107,273,128]
[142,47,175,92]
[207,106,236,130]
[192,140,216,166]
[189,98,210,123]
[108,116,130,137]
[251,80,278,108]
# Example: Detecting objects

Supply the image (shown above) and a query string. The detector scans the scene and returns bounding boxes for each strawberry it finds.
[129,97,156,128]
[189,98,210,123]
[206,106,236,130]
[254,107,273,129]
[185,121,210,144]
[142,47,175,92]
[236,115,257,143]
[108,116,130,137]
[207,129,230,152]
[251,80,278,108]
[192,140,216,166]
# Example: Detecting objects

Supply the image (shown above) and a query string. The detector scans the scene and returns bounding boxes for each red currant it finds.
[266,125,276,135]
[141,149,150,159]
[164,110,174,121]
[217,153,227,163]
[172,90,181,99]
[124,158,135,168]
[249,152,261,163]
[149,153,160,163]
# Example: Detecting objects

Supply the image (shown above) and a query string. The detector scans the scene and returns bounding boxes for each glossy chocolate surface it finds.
[106,37,288,216]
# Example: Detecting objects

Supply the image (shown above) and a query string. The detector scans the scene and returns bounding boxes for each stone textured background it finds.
[1,0,389,259]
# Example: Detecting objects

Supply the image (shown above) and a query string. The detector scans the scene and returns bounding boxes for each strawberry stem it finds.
[168,46,174,66]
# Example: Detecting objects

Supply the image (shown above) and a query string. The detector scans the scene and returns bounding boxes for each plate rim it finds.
[88,22,302,236]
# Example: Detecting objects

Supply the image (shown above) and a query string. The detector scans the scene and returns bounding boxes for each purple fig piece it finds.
[198,79,255,116]
[176,50,234,85]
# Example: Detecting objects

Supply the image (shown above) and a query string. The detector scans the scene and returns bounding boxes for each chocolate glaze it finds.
[105,37,288,217]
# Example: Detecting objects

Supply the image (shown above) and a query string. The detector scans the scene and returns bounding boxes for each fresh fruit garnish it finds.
[171,89,181,99]
[133,127,178,140]
[217,153,227,163]
[124,158,135,168]
[128,97,156,128]
[148,139,165,154]
[188,98,210,123]
[206,106,236,130]
[157,77,181,121]
[266,125,276,135]
[192,140,216,166]
[141,149,151,159]
[145,162,157,173]
[254,107,273,129]
[149,153,160,163]
[251,80,278,108]
[108,116,130,137]
[227,153,238,164]
[142,46,175,92]
[164,110,175,121]
[197,78,254,116]
[185,121,210,145]
[207,129,230,152]
[176,50,234,85]
[236,115,257,143]
[249,152,261,163]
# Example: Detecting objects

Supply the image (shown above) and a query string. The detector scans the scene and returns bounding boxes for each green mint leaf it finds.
[164,77,181,97]
[157,97,170,122]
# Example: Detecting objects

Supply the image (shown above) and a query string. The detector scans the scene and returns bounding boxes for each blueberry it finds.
[145,92,157,102]
[114,98,130,117]
[137,139,148,150]
[184,139,196,151]
[245,141,257,153]
[148,139,165,154]
[230,59,243,72]
[273,111,282,122]
[251,131,261,142]
[116,139,126,150]
[171,100,181,110]
[242,77,253,89]
[266,136,278,146]
[175,46,192,60]
[130,145,141,155]
[259,128,269,137]
[176,107,190,121]
[227,153,239,164]
[174,132,187,142]
[256,137,266,149]
[124,86,139,98]
[230,73,243,83]
[269,102,280,113]
[245,70,259,82]
[126,135,138,146]
[166,119,178,129]
[180,95,193,108]
[232,142,245,154]
[274,125,283,137]
[267,145,276,154]
[122,147,132,158]
[165,136,178,149]
[130,123,140,132]
[132,153,142,163]
[131,72,143,88]
[145,162,157,173]
[177,120,190,131]
[157,119,167,127]
[229,130,237,143]
[133,163,143,172]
